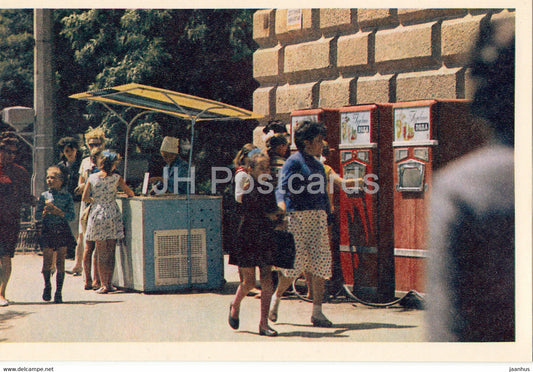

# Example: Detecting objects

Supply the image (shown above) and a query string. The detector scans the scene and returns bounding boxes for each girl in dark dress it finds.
[228,151,284,336]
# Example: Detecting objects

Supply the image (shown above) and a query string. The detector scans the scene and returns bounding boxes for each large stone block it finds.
[441,9,473,17]
[253,9,276,47]
[442,15,486,66]
[284,37,333,74]
[375,22,437,66]
[396,68,462,102]
[337,31,372,68]
[275,9,314,39]
[276,82,318,114]
[319,8,356,33]
[358,9,398,29]
[319,77,356,108]
[490,9,515,31]
[253,45,283,83]
[398,9,445,24]
[253,86,276,117]
[464,68,476,100]
[356,74,394,104]
[398,8,467,24]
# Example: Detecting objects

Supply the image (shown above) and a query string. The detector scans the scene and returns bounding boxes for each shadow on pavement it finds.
[326,322,417,330]
[264,322,418,338]
[0,310,31,331]
[215,281,239,295]
[238,329,351,339]
[7,300,123,306]
[235,321,419,339]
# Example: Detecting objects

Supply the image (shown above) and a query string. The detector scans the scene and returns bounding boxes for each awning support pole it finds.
[101,103,157,182]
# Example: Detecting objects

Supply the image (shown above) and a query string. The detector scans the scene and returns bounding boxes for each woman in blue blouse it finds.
[36,166,76,303]
[269,120,333,328]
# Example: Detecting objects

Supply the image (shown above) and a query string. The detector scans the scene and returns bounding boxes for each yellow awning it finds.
[69,83,263,121]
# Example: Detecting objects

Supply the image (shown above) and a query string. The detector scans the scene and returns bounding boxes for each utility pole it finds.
[33,9,55,196]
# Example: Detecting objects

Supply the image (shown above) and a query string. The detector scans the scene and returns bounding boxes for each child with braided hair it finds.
[82,150,134,294]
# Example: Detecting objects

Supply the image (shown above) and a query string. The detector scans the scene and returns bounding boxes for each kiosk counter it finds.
[113,194,224,293]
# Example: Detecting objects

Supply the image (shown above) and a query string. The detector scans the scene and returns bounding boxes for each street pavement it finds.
[0,252,426,360]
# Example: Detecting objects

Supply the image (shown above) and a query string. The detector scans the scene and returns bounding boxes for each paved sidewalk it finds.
[0,253,426,348]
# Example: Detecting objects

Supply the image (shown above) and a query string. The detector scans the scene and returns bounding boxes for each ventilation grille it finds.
[154,229,207,286]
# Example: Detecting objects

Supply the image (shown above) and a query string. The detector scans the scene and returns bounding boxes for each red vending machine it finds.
[392,99,486,293]
[337,104,395,301]
[290,108,340,168]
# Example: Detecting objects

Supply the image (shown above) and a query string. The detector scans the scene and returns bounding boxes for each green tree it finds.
[0,9,33,110]
[59,9,257,128]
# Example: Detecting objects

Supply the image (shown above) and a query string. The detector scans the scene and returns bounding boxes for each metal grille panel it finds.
[154,229,207,286]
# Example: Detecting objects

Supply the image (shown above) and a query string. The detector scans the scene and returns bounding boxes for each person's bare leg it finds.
[259,266,276,334]
[98,239,116,292]
[95,241,109,292]
[50,251,57,275]
[41,248,54,302]
[304,271,313,299]
[68,234,84,274]
[269,272,293,322]
[107,240,116,289]
[85,240,100,288]
[311,274,332,327]
[230,267,256,319]
[83,240,95,288]
[54,246,67,303]
[0,256,12,304]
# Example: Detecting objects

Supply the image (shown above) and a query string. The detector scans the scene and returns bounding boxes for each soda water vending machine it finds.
[392,99,486,293]
[337,104,395,301]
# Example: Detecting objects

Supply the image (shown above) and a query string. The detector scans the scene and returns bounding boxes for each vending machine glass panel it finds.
[413,148,429,161]
[395,148,409,161]
[343,160,366,196]
[341,150,353,162]
[357,150,370,162]
[396,160,426,192]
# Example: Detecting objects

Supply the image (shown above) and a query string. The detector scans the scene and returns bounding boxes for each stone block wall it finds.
[252,8,515,128]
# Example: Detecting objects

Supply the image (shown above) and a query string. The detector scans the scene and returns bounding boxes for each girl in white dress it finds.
[82,150,134,294]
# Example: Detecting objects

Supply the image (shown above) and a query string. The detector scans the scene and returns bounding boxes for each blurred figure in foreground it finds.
[426,17,515,342]
[0,133,34,306]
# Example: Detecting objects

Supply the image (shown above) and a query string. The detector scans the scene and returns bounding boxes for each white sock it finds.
[270,293,281,311]
[312,304,323,318]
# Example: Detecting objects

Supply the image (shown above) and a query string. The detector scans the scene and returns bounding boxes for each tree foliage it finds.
[59,9,257,125]
[0,9,34,109]
[0,9,259,194]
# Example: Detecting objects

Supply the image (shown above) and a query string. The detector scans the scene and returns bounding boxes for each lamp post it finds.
[33,9,55,197]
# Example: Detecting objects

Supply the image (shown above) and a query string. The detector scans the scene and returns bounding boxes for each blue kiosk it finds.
[70,84,263,292]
